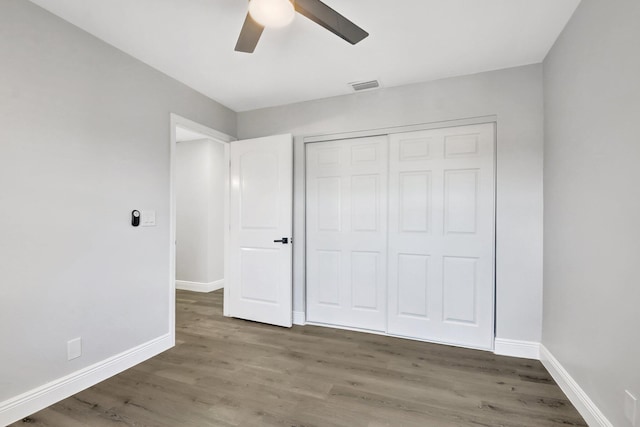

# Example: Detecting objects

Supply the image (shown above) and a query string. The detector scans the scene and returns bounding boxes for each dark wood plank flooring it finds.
[12,290,586,426]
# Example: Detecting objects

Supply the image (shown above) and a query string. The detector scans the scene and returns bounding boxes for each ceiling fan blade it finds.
[293,0,368,45]
[235,13,264,53]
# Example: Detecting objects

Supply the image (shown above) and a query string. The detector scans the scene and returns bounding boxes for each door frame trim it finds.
[169,113,236,326]
[303,115,497,143]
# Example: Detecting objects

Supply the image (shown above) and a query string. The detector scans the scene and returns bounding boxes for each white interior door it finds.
[306,136,388,331]
[228,134,293,327]
[387,123,495,349]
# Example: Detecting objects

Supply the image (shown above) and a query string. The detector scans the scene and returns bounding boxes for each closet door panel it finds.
[387,123,495,350]
[306,136,388,331]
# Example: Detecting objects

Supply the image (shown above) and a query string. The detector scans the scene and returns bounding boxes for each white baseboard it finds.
[293,311,306,326]
[494,338,540,359]
[0,333,172,426]
[176,279,224,293]
[540,345,613,427]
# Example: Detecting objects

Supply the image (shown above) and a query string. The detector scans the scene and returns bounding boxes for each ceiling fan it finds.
[235,0,369,53]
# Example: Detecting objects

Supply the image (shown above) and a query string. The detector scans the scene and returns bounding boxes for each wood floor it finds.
[12,290,586,427]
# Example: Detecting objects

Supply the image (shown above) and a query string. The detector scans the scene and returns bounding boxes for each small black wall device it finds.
[131,210,140,227]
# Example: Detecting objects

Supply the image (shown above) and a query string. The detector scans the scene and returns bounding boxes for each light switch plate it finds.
[141,210,156,227]
[67,337,82,361]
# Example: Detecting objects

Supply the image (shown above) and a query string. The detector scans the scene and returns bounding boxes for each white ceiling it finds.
[29,0,580,112]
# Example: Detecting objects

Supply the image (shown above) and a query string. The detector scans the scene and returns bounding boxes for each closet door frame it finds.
[302,115,497,349]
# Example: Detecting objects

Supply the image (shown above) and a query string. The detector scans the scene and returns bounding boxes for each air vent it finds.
[349,80,380,92]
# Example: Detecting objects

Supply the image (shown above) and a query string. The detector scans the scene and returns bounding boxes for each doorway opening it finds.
[169,114,234,327]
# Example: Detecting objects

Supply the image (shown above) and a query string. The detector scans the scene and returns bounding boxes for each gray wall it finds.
[176,139,225,284]
[0,0,235,404]
[238,64,545,344]
[542,0,640,425]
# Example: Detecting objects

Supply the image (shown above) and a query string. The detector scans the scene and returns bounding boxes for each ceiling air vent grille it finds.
[350,80,380,92]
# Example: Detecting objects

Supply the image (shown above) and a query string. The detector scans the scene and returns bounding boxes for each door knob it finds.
[273,237,289,244]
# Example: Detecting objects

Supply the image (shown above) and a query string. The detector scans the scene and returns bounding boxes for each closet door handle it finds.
[273,237,289,244]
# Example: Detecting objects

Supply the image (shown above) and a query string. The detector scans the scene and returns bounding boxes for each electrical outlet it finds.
[67,337,82,361]
[625,390,638,426]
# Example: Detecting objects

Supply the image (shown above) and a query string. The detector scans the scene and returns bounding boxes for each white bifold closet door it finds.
[306,136,388,331]
[306,123,495,350]
[387,123,495,350]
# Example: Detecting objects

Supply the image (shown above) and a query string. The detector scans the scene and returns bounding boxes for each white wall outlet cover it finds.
[67,337,82,361]
[141,210,156,227]
[625,390,638,425]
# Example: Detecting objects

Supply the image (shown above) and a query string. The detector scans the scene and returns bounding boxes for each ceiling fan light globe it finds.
[248,0,295,28]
